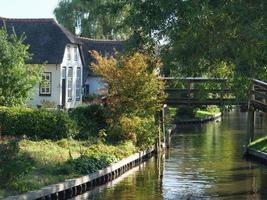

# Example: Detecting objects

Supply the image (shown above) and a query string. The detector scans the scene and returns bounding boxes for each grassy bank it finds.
[0,138,136,198]
[169,105,220,121]
[249,136,267,153]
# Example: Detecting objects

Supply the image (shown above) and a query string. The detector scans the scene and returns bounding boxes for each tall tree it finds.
[106,0,267,97]
[0,28,43,106]
[54,0,131,40]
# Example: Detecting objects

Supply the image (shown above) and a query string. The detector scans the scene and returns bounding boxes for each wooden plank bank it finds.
[244,147,267,165]
[4,149,155,200]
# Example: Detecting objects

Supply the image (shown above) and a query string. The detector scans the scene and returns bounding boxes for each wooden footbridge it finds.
[159,77,267,144]
[160,77,247,107]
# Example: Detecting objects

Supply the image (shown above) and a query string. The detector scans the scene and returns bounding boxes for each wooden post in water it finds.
[166,129,171,148]
[247,108,255,144]
[247,82,255,145]
[187,80,192,105]
[155,111,161,154]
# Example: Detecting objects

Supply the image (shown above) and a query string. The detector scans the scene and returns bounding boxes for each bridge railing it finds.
[249,79,267,111]
[159,77,241,106]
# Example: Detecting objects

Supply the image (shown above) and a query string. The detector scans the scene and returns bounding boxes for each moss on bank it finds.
[249,136,267,153]
[0,138,136,198]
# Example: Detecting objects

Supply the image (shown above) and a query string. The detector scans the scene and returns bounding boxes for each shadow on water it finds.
[72,110,267,200]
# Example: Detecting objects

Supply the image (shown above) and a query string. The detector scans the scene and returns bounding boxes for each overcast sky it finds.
[0,0,59,19]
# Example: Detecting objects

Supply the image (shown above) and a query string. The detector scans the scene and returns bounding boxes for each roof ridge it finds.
[56,23,80,44]
[0,17,55,22]
[78,36,124,42]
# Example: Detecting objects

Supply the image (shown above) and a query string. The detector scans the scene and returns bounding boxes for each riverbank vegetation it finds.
[0,52,164,198]
[249,137,267,153]
[0,138,135,196]
[169,105,220,122]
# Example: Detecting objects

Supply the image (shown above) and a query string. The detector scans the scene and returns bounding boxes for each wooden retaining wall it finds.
[4,149,155,200]
[244,147,267,165]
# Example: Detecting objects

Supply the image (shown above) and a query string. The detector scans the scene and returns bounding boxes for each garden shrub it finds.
[0,139,34,187]
[108,116,157,149]
[70,105,107,139]
[0,106,77,139]
[60,153,117,175]
[176,106,195,117]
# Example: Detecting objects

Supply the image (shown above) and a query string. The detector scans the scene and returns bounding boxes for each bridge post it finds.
[187,80,192,105]
[247,108,255,144]
[247,82,255,145]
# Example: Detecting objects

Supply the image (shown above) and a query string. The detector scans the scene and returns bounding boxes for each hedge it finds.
[70,104,107,139]
[0,107,77,139]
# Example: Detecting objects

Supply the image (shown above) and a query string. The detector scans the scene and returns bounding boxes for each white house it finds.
[0,18,83,109]
[78,37,124,96]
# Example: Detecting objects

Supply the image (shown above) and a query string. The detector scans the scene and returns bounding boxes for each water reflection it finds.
[73,110,267,200]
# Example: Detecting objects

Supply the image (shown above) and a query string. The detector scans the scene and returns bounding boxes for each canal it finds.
[73,110,267,199]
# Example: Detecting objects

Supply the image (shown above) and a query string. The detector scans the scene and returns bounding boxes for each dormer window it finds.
[67,45,71,60]
[74,46,78,61]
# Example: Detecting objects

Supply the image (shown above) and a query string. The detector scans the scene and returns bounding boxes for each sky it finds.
[0,0,59,19]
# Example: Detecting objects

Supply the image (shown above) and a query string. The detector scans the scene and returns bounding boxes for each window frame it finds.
[74,46,78,61]
[67,45,71,60]
[39,72,52,96]
[67,67,73,102]
[76,67,81,101]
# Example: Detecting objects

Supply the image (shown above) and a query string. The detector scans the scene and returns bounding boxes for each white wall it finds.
[85,76,107,95]
[61,44,83,109]
[28,64,61,107]
[28,44,83,109]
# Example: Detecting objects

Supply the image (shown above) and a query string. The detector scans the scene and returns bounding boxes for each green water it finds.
[73,111,267,199]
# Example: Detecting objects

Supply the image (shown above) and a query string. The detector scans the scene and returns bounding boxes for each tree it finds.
[90,51,165,145]
[54,0,131,40]
[106,1,267,98]
[91,51,164,118]
[0,28,43,106]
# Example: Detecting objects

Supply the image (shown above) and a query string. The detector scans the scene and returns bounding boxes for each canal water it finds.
[73,110,267,200]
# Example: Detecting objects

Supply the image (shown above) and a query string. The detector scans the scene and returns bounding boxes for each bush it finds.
[61,153,117,175]
[176,106,195,117]
[108,116,157,149]
[0,139,34,186]
[0,107,77,139]
[70,105,107,139]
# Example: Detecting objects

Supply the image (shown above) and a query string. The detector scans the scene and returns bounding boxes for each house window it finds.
[67,45,71,60]
[74,47,78,61]
[76,67,81,100]
[67,67,73,101]
[85,84,90,96]
[40,72,51,96]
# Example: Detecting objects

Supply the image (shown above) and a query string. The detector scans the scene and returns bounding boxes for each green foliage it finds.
[70,105,107,139]
[54,0,130,40]
[0,139,34,187]
[101,1,267,99]
[0,138,136,196]
[176,106,195,118]
[61,153,117,175]
[91,51,165,119]
[91,51,164,146]
[108,116,157,149]
[60,141,136,175]
[249,136,267,153]
[0,28,43,106]
[0,107,78,139]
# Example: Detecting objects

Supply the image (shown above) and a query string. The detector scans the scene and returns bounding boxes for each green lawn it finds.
[169,106,220,120]
[195,110,216,118]
[0,138,136,198]
[249,136,267,153]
